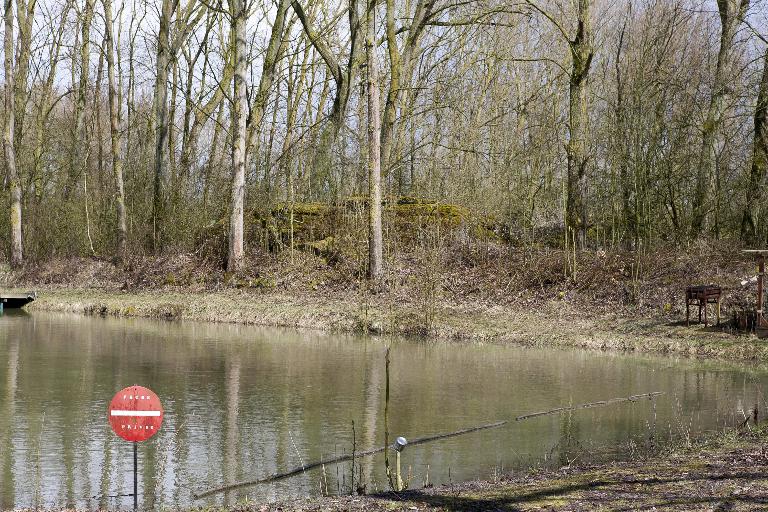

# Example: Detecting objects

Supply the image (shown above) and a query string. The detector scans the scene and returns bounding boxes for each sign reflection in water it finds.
[0,311,763,508]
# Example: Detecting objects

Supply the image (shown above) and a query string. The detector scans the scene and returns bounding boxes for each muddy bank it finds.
[221,429,768,511]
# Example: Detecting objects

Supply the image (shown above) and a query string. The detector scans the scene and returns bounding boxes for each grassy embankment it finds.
[2,238,767,362]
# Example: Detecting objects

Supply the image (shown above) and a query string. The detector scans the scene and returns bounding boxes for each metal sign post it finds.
[133,442,138,510]
[108,385,164,510]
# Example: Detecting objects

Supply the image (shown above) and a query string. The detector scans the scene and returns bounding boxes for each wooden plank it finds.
[0,291,36,309]
[0,293,36,299]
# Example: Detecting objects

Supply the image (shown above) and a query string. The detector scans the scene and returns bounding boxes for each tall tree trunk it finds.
[180,30,234,184]
[292,0,362,196]
[366,0,383,280]
[380,0,434,175]
[103,0,127,262]
[566,0,593,248]
[180,46,196,180]
[31,0,68,200]
[151,0,172,252]
[279,42,306,212]
[263,89,280,200]
[126,7,139,162]
[742,46,768,245]
[245,0,290,154]
[169,58,179,195]
[94,47,104,194]
[381,0,399,177]
[690,0,748,236]
[3,0,22,267]
[68,0,95,199]
[227,0,247,272]
[203,102,225,210]
[12,0,35,156]
[615,15,636,249]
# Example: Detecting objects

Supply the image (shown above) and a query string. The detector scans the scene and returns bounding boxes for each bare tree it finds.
[1,0,766,266]
[67,0,95,201]
[380,0,436,174]
[179,14,231,182]
[103,0,127,262]
[151,0,205,251]
[3,0,22,267]
[30,0,70,199]
[614,9,634,248]
[690,0,749,236]
[742,43,768,244]
[526,0,593,246]
[366,0,382,279]
[227,0,292,271]
[292,0,364,193]
[245,0,291,153]
[151,0,173,251]
[12,0,36,154]
[227,0,248,271]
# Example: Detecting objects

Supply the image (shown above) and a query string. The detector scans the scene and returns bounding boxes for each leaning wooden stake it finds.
[384,348,392,490]
[193,392,663,499]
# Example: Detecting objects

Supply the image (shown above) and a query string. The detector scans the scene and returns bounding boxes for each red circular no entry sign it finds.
[108,385,164,442]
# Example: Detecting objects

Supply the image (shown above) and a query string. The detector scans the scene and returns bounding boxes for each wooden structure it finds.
[743,250,768,333]
[686,285,721,327]
[733,309,757,333]
[0,291,36,309]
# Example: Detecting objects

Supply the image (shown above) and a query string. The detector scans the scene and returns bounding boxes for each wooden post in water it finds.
[394,436,407,492]
[395,451,402,491]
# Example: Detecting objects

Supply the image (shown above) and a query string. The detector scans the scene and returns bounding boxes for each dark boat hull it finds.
[1,292,37,309]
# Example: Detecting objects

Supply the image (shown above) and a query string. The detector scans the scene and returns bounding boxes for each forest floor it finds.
[2,241,767,362]
[224,428,768,511]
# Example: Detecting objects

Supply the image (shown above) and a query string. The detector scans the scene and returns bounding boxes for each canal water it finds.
[0,311,764,508]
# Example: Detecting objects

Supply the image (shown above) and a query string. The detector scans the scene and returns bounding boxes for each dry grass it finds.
[4,241,766,362]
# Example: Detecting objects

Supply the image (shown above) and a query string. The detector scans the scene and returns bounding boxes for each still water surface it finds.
[0,311,765,508]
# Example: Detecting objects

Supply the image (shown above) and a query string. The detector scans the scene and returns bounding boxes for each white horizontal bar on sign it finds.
[110,410,161,417]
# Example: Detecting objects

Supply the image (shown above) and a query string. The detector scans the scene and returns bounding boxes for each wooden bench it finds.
[686,285,721,327]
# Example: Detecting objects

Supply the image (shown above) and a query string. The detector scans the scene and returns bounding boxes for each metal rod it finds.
[133,442,138,510]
